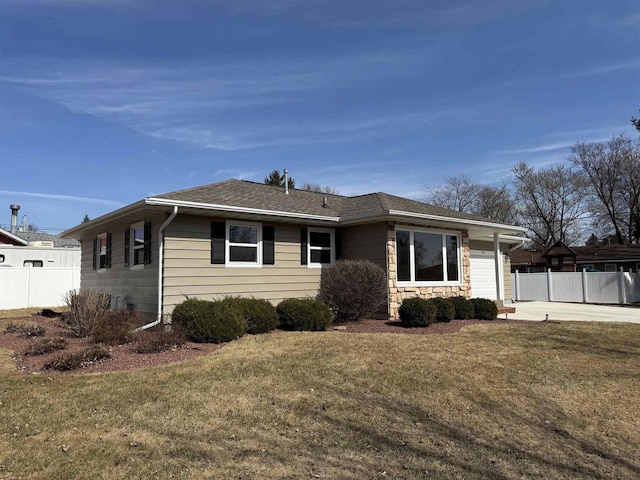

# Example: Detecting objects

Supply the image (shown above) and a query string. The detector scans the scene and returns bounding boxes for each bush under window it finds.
[222,297,279,334]
[431,297,455,322]
[276,298,333,331]
[449,296,475,320]
[171,298,246,343]
[398,298,437,327]
[471,298,498,320]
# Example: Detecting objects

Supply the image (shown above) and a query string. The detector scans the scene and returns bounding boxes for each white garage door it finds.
[470,250,499,299]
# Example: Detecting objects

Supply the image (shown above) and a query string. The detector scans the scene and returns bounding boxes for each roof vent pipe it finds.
[10,205,20,234]
[323,196,328,208]
[283,169,289,195]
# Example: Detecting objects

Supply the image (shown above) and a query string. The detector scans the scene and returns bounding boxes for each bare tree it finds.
[425,174,516,223]
[300,182,339,195]
[512,162,587,247]
[570,134,640,244]
[425,173,480,212]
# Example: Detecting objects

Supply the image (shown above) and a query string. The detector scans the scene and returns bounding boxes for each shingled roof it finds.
[12,231,80,248]
[154,180,499,224]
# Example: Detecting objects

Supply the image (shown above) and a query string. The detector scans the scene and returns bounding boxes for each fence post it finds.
[547,268,553,302]
[619,267,626,304]
[514,270,520,301]
[581,268,588,303]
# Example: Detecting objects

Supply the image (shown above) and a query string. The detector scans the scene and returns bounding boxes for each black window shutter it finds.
[300,228,308,265]
[263,226,275,265]
[211,222,225,264]
[144,221,152,265]
[335,229,342,261]
[124,229,130,267]
[106,233,112,268]
[92,237,97,270]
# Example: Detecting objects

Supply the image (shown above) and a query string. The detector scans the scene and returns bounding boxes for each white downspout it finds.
[136,206,178,331]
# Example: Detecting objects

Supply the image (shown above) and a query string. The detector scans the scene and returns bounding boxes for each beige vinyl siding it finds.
[79,216,163,315]
[340,222,387,268]
[162,216,323,315]
[468,240,513,300]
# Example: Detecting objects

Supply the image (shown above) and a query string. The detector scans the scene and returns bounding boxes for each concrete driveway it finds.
[500,301,640,324]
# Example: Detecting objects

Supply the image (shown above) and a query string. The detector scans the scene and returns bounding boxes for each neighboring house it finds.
[511,241,640,273]
[0,227,80,268]
[61,180,527,323]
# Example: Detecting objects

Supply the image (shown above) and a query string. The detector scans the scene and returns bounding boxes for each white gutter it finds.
[146,197,340,222]
[386,209,528,233]
[135,205,178,332]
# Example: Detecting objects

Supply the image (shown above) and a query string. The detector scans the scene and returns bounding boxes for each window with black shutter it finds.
[263,226,275,265]
[211,222,225,264]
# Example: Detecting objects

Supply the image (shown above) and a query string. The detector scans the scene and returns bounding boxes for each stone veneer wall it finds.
[386,222,471,320]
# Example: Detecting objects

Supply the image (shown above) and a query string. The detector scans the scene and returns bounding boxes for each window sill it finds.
[396,281,463,288]
[225,262,262,268]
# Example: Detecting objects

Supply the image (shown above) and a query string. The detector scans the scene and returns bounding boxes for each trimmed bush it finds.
[171,298,246,343]
[91,310,140,345]
[317,259,387,323]
[133,328,186,354]
[276,298,333,331]
[43,345,111,371]
[25,338,66,356]
[61,289,111,337]
[398,298,436,327]
[431,297,455,322]
[471,298,498,320]
[4,322,45,338]
[450,296,475,320]
[222,297,279,334]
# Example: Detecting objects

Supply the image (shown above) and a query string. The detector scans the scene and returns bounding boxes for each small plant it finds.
[276,298,333,331]
[398,298,436,327]
[471,298,498,320]
[317,259,387,322]
[222,297,279,334]
[450,296,475,320]
[4,322,46,338]
[133,328,186,354]
[61,289,111,337]
[431,297,455,322]
[43,345,111,371]
[25,338,67,356]
[171,298,246,343]
[91,310,140,345]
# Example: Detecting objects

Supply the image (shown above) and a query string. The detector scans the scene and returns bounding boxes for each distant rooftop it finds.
[11,230,80,248]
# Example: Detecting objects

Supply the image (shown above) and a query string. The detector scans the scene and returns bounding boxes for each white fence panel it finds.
[515,272,548,301]
[512,270,640,305]
[551,273,585,303]
[0,267,80,309]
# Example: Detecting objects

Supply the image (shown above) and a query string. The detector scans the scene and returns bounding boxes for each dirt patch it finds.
[1,314,519,375]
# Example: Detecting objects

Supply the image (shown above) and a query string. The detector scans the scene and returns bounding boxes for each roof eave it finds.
[0,228,28,245]
[60,200,148,238]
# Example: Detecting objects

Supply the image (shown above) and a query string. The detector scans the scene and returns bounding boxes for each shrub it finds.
[91,310,141,345]
[276,298,333,331]
[398,298,436,327]
[171,298,246,343]
[25,338,67,356]
[133,328,186,354]
[431,297,455,322]
[471,298,498,320]
[317,259,387,323]
[43,345,111,371]
[222,297,279,334]
[4,322,45,338]
[61,289,111,337]
[449,296,475,320]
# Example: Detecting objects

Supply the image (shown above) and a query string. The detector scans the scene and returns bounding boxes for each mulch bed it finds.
[1,315,519,375]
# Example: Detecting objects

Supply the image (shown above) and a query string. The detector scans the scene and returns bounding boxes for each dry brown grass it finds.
[0,321,639,479]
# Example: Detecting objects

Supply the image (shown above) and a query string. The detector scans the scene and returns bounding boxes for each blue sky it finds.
[0,0,638,232]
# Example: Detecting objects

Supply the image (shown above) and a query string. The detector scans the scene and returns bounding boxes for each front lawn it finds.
[1,321,639,479]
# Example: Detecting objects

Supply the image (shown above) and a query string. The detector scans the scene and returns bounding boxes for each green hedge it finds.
[398,298,437,327]
[431,297,455,322]
[172,298,246,343]
[276,298,333,331]
[470,298,498,320]
[450,296,475,320]
[222,297,279,334]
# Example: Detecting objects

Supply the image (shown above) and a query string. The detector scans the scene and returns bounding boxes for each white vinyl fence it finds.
[0,267,80,309]
[512,269,640,305]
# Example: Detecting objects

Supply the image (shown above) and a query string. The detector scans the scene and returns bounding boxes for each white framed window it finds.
[395,227,461,286]
[308,227,335,267]
[604,263,617,272]
[226,221,262,267]
[97,232,108,270]
[24,260,44,268]
[131,222,146,267]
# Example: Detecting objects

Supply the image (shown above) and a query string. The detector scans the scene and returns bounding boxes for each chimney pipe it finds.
[10,205,20,234]
[283,169,289,195]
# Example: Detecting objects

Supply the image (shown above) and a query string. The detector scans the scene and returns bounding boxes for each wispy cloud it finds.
[562,59,640,78]
[0,52,468,151]
[497,141,574,155]
[0,190,123,206]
